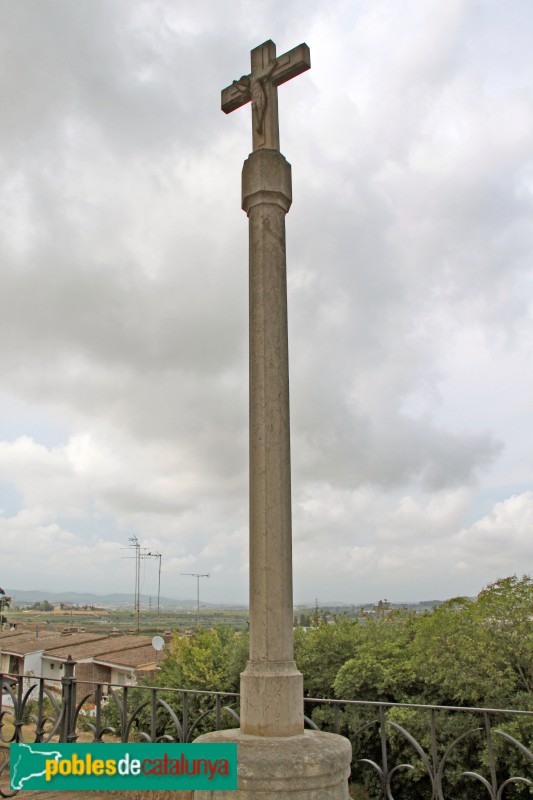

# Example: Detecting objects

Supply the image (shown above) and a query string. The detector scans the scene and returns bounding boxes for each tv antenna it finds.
[181,573,210,628]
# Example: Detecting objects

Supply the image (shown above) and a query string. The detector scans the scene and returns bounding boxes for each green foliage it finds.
[294,615,361,697]
[109,577,532,797]
[411,598,514,707]
[150,581,532,710]
[295,577,533,800]
[475,575,533,694]
[28,600,54,611]
[334,607,419,702]
[411,579,533,708]
[0,589,11,625]
[156,626,248,694]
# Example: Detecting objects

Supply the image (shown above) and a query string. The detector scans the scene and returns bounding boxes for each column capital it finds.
[242,149,292,215]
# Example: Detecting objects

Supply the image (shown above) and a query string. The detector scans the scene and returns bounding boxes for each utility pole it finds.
[147,552,162,617]
[181,573,209,628]
[130,536,141,633]
[122,537,149,634]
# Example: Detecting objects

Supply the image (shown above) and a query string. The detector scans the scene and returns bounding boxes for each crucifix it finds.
[222,39,311,151]
[193,39,351,799]
[220,40,311,738]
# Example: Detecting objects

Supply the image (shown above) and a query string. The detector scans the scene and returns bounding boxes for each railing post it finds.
[121,686,129,742]
[34,678,46,743]
[182,692,189,743]
[484,712,498,799]
[13,675,24,744]
[0,673,4,743]
[94,683,103,742]
[0,673,22,744]
[379,705,388,800]
[333,703,341,734]
[59,655,77,743]
[215,696,221,731]
[429,709,441,800]
[151,688,158,743]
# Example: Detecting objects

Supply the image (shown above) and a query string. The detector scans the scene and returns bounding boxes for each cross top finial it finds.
[222,39,311,152]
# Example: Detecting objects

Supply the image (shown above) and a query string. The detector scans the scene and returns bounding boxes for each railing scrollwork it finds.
[1,667,531,798]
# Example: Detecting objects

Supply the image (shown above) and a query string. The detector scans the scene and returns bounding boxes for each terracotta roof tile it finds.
[43,635,153,661]
[0,630,36,640]
[93,645,158,669]
[1,633,109,657]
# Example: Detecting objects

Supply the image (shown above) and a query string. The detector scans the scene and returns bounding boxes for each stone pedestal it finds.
[193,729,352,800]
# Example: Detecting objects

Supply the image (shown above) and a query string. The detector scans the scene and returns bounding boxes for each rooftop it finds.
[93,644,159,670]
[1,632,110,657]
[42,634,153,662]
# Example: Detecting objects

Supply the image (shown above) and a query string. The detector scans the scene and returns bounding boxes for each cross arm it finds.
[271,43,311,88]
[221,81,251,115]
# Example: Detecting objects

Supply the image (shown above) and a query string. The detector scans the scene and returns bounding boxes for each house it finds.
[0,631,110,686]
[40,634,154,699]
[0,629,66,675]
[1,629,161,702]
[91,644,158,686]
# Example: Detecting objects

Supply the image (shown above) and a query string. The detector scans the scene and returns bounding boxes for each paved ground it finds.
[5,793,122,799]
[0,782,196,799]
[11,793,192,799]
[3,789,193,800]
[3,791,193,799]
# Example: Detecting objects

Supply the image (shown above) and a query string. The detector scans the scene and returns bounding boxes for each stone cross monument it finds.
[222,38,310,739]
[194,40,351,799]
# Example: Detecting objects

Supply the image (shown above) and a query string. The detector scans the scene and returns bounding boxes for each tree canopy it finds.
[142,575,532,799]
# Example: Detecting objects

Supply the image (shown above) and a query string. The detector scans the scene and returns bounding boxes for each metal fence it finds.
[1,661,532,799]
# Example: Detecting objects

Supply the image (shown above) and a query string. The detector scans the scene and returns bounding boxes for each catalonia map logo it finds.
[10,742,237,791]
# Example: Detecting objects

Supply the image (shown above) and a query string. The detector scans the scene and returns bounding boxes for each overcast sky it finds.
[1,0,532,606]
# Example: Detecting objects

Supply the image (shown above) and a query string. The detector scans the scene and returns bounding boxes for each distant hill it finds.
[5,589,196,609]
[6,590,452,612]
[294,600,447,613]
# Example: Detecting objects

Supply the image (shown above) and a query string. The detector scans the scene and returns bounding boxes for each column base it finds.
[193,728,352,799]
[240,661,303,736]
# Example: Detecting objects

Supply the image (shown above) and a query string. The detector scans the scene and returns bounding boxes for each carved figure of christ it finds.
[221,39,311,151]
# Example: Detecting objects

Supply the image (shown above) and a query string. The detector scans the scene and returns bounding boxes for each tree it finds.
[333,607,419,703]
[156,626,248,694]
[411,597,510,707]
[410,578,533,709]
[0,588,11,625]
[475,575,533,696]
[29,600,54,612]
[294,614,361,698]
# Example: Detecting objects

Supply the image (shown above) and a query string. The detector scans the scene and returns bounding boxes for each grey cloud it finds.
[0,0,531,601]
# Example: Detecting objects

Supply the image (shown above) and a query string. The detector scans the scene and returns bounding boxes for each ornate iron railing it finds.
[1,664,532,799]
[303,696,533,799]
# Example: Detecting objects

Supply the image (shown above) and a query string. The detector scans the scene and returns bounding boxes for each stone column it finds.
[239,147,303,738]
[194,149,352,800]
